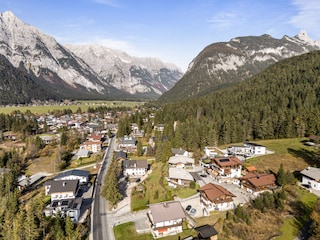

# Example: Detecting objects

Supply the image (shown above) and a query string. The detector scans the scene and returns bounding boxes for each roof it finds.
[245,166,257,172]
[46,179,79,194]
[168,155,195,165]
[169,168,194,181]
[241,173,276,187]
[76,149,90,156]
[213,156,242,167]
[195,224,218,238]
[171,148,187,155]
[149,201,186,224]
[55,169,90,180]
[301,167,320,181]
[199,183,235,202]
[122,160,148,169]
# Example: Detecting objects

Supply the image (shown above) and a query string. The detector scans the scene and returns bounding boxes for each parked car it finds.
[200,174,207,178]
[185,205,192,212]
[135,178,141,183]
[189,208,197,216]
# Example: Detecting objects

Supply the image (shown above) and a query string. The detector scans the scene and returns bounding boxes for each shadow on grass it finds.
[287,147,319,167]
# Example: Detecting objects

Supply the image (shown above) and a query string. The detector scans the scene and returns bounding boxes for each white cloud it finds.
[92,0,120,7]
[290,0,320,39]
[207,11,238,30]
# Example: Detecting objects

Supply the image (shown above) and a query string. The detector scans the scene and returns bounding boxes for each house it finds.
[195,224,218,240]
[122,160,148,177]
[300,167,320,190]
[80,141,102,153]
[115,150,127,161]
[199,183,236,212]
[44,197,82,222]
[17,173,45,191]
[76,149,90,159]
[39,135,56,144]
[240,172,277,195]
[155,124,165,132]
[168,155,195,169]
[168,168,194,188]
[86,133,102,142]
[54,169,90,185]
[118,136,136,152]
[228,142,266,157]
[210,156,243,178]
[148,201,186,238]
[171,148,190,157]
[204,146,223,159]
[45,179,80,201]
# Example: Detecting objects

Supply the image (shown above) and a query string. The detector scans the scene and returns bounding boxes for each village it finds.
[1,109,320,240]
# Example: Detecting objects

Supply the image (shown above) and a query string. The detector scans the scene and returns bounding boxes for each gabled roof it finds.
[199,183,235,202]
[149,201,186,224]
[55,169,90,180]
[171,148,187,155]
[301,167,320,181]
[169,168,194,181]
[46,179,79,194]
[241,173,276,187]
[122,160,148,169]
[195,224,218,238]
[168,155,194,165]
[213,156,242,167]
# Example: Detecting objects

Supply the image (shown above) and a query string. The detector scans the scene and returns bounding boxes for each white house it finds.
[228,142,266,156]
[168,168,194,188]
[168,155,195,169]
[122,160,148,177]
[45,179,79,201]
[54,169,90,185]
[300,167,320,190]
[148,201,186,238]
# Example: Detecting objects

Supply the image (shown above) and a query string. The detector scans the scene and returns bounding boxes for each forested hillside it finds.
[154,50,320,150]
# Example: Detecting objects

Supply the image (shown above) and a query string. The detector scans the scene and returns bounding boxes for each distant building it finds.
[122,160,148,177]
[240,172,277,195]
[210,156,243,178]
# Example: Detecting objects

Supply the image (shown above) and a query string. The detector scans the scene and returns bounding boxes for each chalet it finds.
[210,156,243,178]
[168,168,194,188]
[86,133,102,142]
[300,167,320,190]
[39,135,56,144]
[168,155,195,169]
[148,201,186,238]
[54,169,90,185]
[199,183,235,211]
[240,172,277,195]
[116,150,127,161]
[195,224,219,240]
[122,160,148,177]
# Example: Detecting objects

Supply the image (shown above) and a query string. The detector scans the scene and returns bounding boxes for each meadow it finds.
[0,100,144,115]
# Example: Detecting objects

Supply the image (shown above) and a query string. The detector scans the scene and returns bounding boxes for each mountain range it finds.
[159,30,320,102]
[0,11,183,104]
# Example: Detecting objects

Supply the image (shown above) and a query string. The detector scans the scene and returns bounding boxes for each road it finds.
[91,137,116,240]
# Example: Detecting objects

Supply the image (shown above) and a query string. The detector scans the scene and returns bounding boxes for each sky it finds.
[0,0,319,71]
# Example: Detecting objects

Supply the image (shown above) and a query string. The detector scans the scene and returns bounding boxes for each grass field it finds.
[0,100,144,115]
[244,138,315,173]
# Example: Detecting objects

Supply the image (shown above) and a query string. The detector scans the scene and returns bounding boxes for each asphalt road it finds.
[92,137,116,240]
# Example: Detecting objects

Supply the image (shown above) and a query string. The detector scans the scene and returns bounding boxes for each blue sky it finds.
[0,0,319,71]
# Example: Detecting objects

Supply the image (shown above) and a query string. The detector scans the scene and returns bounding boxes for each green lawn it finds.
[275,186,318,240]
[114,222,153,240]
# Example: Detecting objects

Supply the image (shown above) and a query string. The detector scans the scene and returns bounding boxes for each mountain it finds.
[0,11,182,103]
[157,50,320,146]
[159,30,320,103]
[65,44,183,97]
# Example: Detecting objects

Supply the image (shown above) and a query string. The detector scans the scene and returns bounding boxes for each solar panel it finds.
[219,159,230,162]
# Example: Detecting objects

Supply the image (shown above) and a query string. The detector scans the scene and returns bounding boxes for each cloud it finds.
[92,0,120,7]
[290,0,320,39]
[207,11,238,30]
